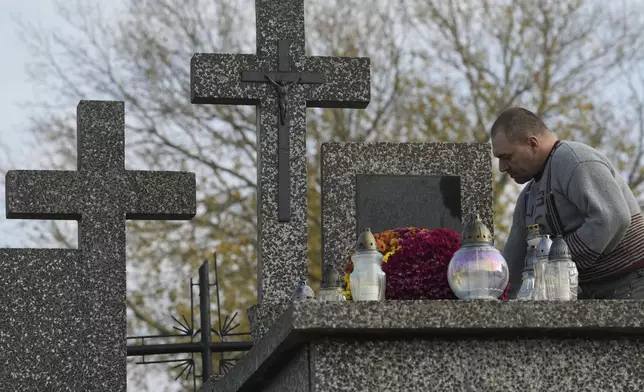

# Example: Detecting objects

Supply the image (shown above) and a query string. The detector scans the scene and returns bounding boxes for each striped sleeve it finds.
[573,213,644,281]
[564,232,601,265]
[562,160,631,268]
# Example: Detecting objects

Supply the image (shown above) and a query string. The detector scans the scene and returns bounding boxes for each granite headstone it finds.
[321,142,493,277]
[0,101,196,391]
[200,139,644,392]
[190,0,371,334]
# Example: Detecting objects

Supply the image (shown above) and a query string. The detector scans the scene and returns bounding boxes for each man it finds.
[491,107,644,299]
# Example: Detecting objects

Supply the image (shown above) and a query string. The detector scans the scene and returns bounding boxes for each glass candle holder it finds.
[350,228,386,301]
[447,214,509,300]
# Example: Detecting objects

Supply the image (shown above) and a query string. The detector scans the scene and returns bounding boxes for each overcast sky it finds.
[0,0,61,247]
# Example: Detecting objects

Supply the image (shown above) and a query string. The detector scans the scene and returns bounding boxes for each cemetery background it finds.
[0,0,643,390]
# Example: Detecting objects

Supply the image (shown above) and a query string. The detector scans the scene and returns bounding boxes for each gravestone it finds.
[321,142,494,279]
[190,0,370,335]
[0,101,196,391]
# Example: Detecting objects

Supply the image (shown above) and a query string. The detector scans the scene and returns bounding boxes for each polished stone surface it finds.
[265,347,310,392]
[355,174,462,235]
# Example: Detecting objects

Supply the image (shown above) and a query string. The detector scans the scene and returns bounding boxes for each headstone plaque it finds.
[355,174,462,234]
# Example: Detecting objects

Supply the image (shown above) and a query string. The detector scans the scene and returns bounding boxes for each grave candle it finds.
[350,228,386,301]
[447,214,509,300]
[318,263,346,302]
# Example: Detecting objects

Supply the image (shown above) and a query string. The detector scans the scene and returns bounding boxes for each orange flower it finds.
[376,238,386,253]
[374,229,403,256]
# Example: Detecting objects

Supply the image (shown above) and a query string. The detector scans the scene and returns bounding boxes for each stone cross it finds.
[191,0,370,306]
[1,101,196,391]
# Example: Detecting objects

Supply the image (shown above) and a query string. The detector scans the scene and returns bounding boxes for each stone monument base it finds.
[202,300,644,392]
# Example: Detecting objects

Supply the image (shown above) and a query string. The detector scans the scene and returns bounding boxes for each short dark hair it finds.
[490,107,548,142]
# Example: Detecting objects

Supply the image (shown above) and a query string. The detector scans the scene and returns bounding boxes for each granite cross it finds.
[3,100,196,391]
[191,0,370,305]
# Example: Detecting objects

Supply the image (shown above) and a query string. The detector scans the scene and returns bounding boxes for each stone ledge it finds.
[290,299,644,331]
[247,302,290,342]
[202,300,644,392]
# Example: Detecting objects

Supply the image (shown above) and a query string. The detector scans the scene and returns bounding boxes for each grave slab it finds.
[201,300,644,392]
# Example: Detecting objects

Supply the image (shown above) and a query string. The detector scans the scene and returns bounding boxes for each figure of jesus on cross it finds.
[265,74,301,126]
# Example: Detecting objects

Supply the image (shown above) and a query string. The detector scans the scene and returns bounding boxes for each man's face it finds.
[492,132,539,184]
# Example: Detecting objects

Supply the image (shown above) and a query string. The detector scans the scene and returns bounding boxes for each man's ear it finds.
[527,135,540,152]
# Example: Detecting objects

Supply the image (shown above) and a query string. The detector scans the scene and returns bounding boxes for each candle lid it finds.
[355,228,378,252]
[548,235,571,260]
[320,263,343,289]
[461,214,493,245]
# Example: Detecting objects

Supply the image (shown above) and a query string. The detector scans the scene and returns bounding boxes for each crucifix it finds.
[190,0,371,310]
[240,38,322,222]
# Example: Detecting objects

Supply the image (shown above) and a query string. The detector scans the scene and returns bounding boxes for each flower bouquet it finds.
[343,226,509,300]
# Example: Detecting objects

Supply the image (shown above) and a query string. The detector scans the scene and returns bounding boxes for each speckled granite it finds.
[1,101,196,391]
[201,300,644,392]
[247,302,290,342]
[321,142,493,275]
[190,0,371,326]
[287,300,644,331]
[311,338,644,392]
[264,347,310,392]
[0,249,84,390]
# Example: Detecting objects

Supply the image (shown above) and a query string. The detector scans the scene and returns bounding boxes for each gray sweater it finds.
[503,140,644,297]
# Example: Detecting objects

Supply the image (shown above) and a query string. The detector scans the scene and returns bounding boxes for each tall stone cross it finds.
[191,0,370,307]
[2,101,195,391]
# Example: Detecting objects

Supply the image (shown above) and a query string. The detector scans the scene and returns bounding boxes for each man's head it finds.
[490,107,557,184]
